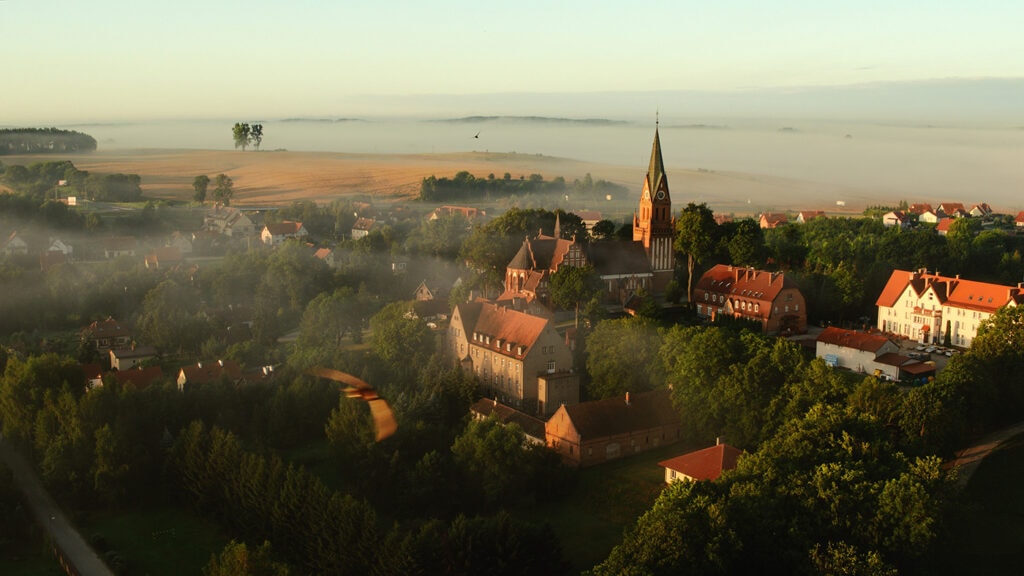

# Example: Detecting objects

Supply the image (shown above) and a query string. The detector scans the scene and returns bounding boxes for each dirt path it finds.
[948,421,1024,486]
[0,438,115,576]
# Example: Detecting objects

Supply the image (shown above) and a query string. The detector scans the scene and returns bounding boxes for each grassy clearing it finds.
[937,432,1024,575]
[76,504,228,576]
[517,440,701,573]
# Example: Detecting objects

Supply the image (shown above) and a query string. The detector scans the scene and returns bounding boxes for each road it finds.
[0,438,115,576]
[948,420,1024,487]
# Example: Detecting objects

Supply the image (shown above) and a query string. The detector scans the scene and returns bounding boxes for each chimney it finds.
[625,391,631,405]
[716,436,721,446]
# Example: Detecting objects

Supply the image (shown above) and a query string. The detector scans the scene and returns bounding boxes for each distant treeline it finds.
[2,159,142,202]
[420,170,567,202]
[420,170,628,203]
[0,128,97,155]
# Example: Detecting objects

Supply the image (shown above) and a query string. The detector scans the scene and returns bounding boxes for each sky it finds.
[3,0,1024,123]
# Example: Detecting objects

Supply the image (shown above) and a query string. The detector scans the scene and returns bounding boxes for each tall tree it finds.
[250,124,264,151]
[549,265,602,327]
[193,174,210,203]
[213,173,234,206]
[232,122,251,151]
[675,203,718,304]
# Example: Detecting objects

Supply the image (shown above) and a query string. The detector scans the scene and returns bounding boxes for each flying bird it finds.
[473,131,480,139]
[308,367,397,441]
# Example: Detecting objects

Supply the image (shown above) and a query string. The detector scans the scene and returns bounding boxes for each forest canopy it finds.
[0,128,97,155]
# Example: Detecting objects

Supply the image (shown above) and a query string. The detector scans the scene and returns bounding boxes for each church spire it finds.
[554,211,562,239]
[646,125,668,196]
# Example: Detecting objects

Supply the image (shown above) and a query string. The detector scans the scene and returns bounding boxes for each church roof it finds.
[646,127,668,197]
[587,241,653,277]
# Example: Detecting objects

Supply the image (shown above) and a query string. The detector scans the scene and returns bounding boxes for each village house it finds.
[2,231,29,256]
[176,359,244,391]
[82,318,133,356]
[351,217,376,239]
[1015,211,1024,228]
[574,210,603,234]
[969,203,993,218]
[796,210,825,224]
[469,398,547,445]
[103,236,137,259]
[659,441,743,484]
[814,327,924,381]
[167,231,193,255]
[448,300,577,416]
[908,203,933,216]
[876,268,1024,347]
[937,202,968,218]
[758,213,788,229]
[693,264,808,335]
[545,389,682,467]
[918,210,940,224]
[313,247,339,268]
[144,246,183,270]
[261,220,309,246]
[429,205,485,222]
[204,205,256,238]
[882,210,910,228]
[109,345,158,371]
[935,218,954,236]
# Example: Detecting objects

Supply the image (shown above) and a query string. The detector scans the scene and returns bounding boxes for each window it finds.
[546,360,556,372]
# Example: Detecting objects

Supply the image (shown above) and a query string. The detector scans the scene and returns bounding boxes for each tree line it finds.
[2,159,142,202]
[0,128,97,155]
[420,171,567,202]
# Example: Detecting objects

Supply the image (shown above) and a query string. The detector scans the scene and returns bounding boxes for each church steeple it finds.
[646,126,670,202]
[633,122,676,292]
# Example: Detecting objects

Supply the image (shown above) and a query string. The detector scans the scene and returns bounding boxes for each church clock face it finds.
[656,190,665,200]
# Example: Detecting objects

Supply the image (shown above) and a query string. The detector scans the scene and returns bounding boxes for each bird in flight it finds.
[473,131,480,139]
[308,367,397,441]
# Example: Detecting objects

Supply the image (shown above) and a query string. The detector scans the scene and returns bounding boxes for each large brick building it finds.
[693,264,808,335]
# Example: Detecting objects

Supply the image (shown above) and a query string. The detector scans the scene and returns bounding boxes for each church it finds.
[498,126,676,307]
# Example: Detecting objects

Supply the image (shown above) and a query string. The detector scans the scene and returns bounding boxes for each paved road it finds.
[0,439,114,576]
[948,420,1024,486]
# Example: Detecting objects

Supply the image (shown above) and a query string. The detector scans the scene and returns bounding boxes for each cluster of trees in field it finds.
[420,170,567,202]
[0,128,97,155]
[231,122,264,151]
[1,159,142,202]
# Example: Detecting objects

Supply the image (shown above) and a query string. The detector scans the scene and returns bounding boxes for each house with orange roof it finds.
[815,327,914,380]
[876,268,1024,347]
[796,210,825,224]
[908,203,933,215]
[448,300,577,416]
[1015,211,1024,228]
[429,205,485,222]
[261,220,308,246]
[758,212,788,229]
[313,247,338,268]
[937,202,968,218]
[693,264,807,335]
[144,246,183,269]
[969,203,993,218]
[935,218,955,236]
[918,210,940,224]
[659,441,743,483]
[176,359,244,391]
[351,217,376,239]
[82,317,133,355]
[545,389,682,467]
[204,205,256,238]
[882,210,910,228]
[112,366,164,391]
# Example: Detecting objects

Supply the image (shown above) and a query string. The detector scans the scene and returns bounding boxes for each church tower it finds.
[633,125,676,291]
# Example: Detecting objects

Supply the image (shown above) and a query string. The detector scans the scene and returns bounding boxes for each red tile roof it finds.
[659,443,743,481]
[559,389,680,439]
[114,366,164,390]
[935,218,954,233]
[816,327,894,353]
[877,269,1023,313]
[695,265,797,318]
[265,221,305,236]
[179,360,243,384]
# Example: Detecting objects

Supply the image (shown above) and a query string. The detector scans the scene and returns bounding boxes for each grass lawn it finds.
[517,440,701,573]
[76,504,229,576]
[937,432,1024,575]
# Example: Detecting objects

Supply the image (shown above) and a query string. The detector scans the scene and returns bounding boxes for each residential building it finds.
[937,202,967,218]
[659,441,742,484]
[693,265,808,335]
[448,300,576,415]
[935,218,954,236]
[177,359,244,391]
[796,210,825,224]
[918,210,940,224]
[875,268,1024,347]
[882,211,910,228]
[204,205,256,238]
[313,247,338,268]
[351,217,376,239]
[2,231,29,256]
[1015,211,1024,228]
[82,318,133,355]
[545,389,682,467]
[110,346,158,371]
[759,213,788,229]
[144,246,183,269]
[261,220,308,246]
[815,327,912,380]
[430,205,485,222]
[574,210,603,234]
[908,203,933,215]
[969,203,993,218]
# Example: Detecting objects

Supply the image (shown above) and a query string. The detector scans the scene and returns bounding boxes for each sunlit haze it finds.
[3,0,1024,123]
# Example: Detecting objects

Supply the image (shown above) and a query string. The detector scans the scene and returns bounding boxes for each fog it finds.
[67,115,1024,211]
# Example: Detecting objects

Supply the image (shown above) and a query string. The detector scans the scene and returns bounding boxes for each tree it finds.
[591,219,616,240]
[213,173,234,206]
[193,174,210,203]
[585,317,661,399]
[549,265,602,326]
[232,122,251,151]
[250,124,264,151]
[369,302,435,379]
[204,540,291,576]
[675,203,718,304]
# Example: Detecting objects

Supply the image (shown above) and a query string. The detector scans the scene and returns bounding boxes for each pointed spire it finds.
[553,211,562,239]
[647,125,668,195]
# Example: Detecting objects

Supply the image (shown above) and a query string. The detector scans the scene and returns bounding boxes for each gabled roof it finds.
[470,398,547,441]
[559,389,679,440]
[313,247,333,260]
[1015,211,1024,225]
[659,443,743,481]
[352,217,376,231]
[877,269,1023,313]
[759,212,788,228]
[113,366,164,390]
[874,352,915,367]
[937,202,966,215]
[696,264,796,308]
[179,360,243,384]
[817,327,894,353]
[908,203,932,215]
[264,220,305,236]
[145,246,183,268]
[110,346,158,360]
[935,218,954,233]
[587,240,653,277]
[798,210,825,222]
[84,318,132,339]
[456,301,550,359]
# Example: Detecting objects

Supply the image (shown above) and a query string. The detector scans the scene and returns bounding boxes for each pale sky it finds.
[3,0,1023,123]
